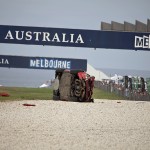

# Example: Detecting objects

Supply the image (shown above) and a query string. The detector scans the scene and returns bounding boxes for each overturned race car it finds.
[53,70,95,102]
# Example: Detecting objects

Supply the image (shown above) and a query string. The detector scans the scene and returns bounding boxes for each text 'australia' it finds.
[4,30,84,44]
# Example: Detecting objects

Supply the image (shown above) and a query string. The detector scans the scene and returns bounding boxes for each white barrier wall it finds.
[87,64,110,81]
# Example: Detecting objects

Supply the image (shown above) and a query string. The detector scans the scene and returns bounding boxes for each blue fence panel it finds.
[0,55,87,71]
[0,25,150,50]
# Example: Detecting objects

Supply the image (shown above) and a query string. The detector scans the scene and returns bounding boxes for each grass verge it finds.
[0,87,124,101]
[0,87,53,101]
[93,88,124,100]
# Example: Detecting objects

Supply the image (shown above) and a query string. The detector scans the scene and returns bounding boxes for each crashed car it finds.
[53,69,95,102]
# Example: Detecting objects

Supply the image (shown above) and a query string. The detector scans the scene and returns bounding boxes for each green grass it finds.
[0,87,53,101]
[93,88,124,100]
[0,87,124,101]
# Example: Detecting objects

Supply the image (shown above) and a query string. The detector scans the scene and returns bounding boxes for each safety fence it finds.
[94,81,150,101]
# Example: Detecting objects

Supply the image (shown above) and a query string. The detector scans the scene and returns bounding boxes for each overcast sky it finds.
[0,0,150,70]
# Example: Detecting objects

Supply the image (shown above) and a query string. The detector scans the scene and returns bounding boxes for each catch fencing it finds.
[94,81,150,101]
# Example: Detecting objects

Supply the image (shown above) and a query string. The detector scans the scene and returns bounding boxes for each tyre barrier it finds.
[94,81,150,101]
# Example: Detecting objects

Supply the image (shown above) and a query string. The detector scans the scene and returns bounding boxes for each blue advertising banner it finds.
[0,55,87,71]
[0,25,150,51]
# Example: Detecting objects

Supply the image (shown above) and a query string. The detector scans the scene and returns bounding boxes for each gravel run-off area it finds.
[0,99,150,150]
